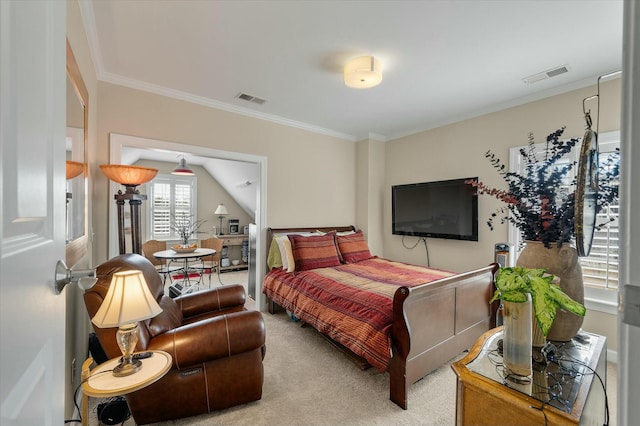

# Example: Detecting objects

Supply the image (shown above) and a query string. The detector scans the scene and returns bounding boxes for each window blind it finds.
[148,174,197,241]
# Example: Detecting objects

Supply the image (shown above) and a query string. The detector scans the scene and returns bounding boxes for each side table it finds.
[451,327,607,425]
[81,351,172,426]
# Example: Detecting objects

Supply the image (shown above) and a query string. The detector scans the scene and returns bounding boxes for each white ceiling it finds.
[82,0,623,142]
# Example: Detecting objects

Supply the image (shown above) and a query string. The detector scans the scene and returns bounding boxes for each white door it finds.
[0,2,67,425]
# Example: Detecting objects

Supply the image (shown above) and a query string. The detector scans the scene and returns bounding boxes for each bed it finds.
[262,226,498,409]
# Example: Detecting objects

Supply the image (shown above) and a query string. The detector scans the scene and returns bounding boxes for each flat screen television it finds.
[392,177,478,241]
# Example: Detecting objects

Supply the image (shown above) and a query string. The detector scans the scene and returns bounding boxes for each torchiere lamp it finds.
[91,270,162,377]
[66,160,84,180]
[100,164,158,255]
[214,203,228,235]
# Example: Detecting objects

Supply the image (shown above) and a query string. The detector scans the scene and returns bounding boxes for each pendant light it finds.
[171,156,194,176]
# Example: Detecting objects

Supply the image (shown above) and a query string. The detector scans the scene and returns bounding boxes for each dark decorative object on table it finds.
[467,127,619,249]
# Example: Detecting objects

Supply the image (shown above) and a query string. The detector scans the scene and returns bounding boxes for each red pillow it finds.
[288,233,341,271]
[337,230,373,263]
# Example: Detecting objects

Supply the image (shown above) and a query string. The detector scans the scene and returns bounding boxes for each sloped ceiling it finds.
[122,147,258,220]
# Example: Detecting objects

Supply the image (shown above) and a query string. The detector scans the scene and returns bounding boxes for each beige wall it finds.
[383,79,621,350]
[356,137,386,256]
[95,82,357,264]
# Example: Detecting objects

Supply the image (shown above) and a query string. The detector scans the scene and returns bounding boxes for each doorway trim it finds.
[108,133,268,311]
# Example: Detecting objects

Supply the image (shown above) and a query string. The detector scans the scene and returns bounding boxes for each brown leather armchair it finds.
[83,253,266,424]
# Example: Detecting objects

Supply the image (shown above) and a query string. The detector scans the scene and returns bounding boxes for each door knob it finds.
[55,260,97,294]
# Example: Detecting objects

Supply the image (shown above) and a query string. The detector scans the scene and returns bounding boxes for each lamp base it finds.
[114,322,141,377]
[113,358,142,377]
[218,217,225,235]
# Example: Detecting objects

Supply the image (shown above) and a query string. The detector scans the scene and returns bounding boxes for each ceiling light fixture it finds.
[171,156,194,176]
[344,56,383,89]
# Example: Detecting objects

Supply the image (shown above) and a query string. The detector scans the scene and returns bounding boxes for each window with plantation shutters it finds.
[509,131,620,312]
[148,174,197,241]
[579,150,619,291]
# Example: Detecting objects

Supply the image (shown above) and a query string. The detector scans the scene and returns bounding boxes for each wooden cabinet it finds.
[219,234,249,272]
[451,327,607,426]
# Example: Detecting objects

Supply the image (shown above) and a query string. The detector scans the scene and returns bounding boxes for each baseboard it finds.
[607,348,618,363]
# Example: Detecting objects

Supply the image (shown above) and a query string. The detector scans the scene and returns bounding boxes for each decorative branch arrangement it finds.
[170,214,206,246]
[467,127,619,248]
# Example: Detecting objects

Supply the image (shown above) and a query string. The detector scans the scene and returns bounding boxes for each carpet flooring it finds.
[86,271,617,425]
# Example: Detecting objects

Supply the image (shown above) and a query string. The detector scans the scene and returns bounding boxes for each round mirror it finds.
[575,128,599,257]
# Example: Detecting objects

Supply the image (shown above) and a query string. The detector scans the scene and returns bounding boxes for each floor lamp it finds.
[100,164,158,255]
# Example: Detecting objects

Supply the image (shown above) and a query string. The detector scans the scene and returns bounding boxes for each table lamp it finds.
[214,203,228,235]
[91,270,163,377]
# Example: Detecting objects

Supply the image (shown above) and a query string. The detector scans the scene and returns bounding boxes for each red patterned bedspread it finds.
[262,257,454,371]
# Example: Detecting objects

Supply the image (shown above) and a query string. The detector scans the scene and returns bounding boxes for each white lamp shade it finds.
[344,56,383,89]
[92,270,163,328]
[214,204,229,215]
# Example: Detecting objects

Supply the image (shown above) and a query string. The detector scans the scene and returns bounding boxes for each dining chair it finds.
[142,239,181,285]
[190,237,224,286]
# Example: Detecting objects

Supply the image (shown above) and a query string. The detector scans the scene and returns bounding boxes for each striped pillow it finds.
[288,233,341,272]
[337,230,373,263]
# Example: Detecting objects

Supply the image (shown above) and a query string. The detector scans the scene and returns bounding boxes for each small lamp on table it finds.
[214,204,228,235]
[91,270,163,377]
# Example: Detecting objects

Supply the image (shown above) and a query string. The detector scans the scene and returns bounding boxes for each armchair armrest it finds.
[148,310,265,369]
[175,284,246,319]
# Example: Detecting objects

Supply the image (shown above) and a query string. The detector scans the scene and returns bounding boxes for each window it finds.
[148,174,197,241]
[509,131,620,313]
[579,149,619,291]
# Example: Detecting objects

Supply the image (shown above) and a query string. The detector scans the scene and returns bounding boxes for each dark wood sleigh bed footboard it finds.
[263,226,498,409]
[389,263,498,409]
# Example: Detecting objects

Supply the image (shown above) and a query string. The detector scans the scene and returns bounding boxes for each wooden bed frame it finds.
[264,226,498,409]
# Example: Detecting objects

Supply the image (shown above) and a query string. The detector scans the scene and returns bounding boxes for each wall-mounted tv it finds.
[392,177,478,241]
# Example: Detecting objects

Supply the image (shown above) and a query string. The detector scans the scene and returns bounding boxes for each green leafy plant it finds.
[491,267,586,336]
[170,214,206,246]
[467,127,619,248]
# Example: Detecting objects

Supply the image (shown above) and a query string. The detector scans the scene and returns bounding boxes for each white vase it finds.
[502,296,533,381]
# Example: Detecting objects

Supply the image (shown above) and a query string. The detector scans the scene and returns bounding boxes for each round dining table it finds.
[153,248,215,294]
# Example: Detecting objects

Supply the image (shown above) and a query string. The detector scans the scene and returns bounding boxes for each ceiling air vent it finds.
[523,65,570,85]
[236,92,267,105]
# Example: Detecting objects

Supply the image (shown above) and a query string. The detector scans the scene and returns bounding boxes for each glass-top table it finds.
[465,328,606,414]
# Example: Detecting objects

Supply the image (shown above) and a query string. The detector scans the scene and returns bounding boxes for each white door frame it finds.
[618,0,640,424]
[108,133,268,311]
